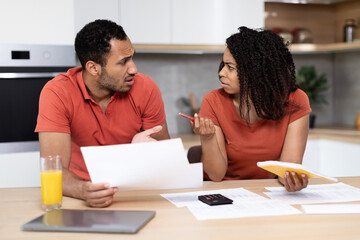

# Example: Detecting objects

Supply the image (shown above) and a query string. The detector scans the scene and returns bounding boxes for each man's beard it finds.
[98,67,130,93]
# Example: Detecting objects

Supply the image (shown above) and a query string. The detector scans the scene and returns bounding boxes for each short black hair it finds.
[224,26,298,121]
[75,19,127,68]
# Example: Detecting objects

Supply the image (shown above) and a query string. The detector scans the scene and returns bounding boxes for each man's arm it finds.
[39,132,118,207]
[150,121,170,140]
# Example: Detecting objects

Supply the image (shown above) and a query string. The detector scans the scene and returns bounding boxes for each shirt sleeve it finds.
[35,84,71,133]
[199,91,220,126]
[139,75,166,130]
[288,89,312,123]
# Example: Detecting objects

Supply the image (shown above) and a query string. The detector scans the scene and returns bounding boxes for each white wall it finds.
[0,0,74,45]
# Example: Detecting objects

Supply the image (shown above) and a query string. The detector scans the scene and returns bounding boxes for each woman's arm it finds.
[278,114,310,192]
[191,114,228,181]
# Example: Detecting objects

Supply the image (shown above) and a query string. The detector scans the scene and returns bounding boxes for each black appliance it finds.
[0,44,76,153]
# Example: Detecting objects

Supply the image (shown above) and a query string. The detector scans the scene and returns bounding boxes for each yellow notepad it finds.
[257,161,338,182]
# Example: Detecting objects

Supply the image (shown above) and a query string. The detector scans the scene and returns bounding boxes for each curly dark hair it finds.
[75,19,127,68]
[223,26,298,122]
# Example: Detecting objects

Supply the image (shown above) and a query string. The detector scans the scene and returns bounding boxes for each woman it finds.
[191,27,311,192]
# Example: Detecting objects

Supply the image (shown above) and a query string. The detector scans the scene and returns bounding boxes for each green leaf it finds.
[296,66,329,106]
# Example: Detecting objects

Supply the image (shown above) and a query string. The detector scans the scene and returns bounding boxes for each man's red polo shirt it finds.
[35,67,166,180]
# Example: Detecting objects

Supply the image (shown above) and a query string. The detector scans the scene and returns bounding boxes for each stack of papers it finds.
[301,204,360,214]
[161,182,360,220]
[263,182,360,205]
[161,188,301,220]
[81,138,203,191]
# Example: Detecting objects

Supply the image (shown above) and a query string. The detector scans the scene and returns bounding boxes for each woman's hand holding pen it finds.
[190,113,216,139]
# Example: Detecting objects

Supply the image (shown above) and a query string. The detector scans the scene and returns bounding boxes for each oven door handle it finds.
[0,72,63,79]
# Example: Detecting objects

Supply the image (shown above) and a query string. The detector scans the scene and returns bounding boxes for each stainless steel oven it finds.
[0,44,76,153]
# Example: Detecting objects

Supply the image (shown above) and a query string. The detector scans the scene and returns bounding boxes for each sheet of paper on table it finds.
[161,188,301,221]
[81,138,203,191]
[301,204,360,214]
[264,182,360,205]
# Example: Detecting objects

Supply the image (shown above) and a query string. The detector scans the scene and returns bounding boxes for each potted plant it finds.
[295,66,329,128]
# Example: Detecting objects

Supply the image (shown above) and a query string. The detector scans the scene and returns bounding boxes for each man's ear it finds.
[85,61,101,76]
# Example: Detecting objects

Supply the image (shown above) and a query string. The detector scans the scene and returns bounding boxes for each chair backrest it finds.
[187,145,202,164]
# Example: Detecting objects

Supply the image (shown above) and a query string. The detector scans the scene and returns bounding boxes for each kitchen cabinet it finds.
[127,0,360,54]
[118,0,171,44]
[0,0,74,45]
[304,139,360,177]
[74,0,120,35]
[171,0,264,45]
[118,0,264,45]
[0,151,40,188]
[132,0,360,54]
[74,0,265,49]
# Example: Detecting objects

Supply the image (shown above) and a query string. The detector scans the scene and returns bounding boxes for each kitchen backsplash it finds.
[134,51,360,134]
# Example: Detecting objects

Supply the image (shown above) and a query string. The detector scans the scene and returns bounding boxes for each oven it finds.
[0,44,76,153]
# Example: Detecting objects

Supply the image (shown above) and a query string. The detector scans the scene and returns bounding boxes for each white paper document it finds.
[187,200,301,221]
[161,188,267,207]
[301,204,360,214]
[264,183,360,205]
[161,188,301,220]
[81,138,203,191]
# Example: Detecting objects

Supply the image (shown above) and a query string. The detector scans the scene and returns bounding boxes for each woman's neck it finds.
[232,97,261,123]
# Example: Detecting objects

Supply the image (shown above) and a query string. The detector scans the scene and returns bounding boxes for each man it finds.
[35,19,170,208]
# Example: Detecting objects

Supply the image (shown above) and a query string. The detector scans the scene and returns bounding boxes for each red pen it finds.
[178,112,195,121]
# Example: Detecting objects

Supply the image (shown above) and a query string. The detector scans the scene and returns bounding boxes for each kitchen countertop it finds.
[171,127,360,148]
[308,127,360,144]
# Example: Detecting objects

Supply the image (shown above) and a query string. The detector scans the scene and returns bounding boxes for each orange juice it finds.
[41,170,62,205]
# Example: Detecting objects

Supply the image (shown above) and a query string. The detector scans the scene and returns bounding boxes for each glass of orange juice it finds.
[40,155,62,211]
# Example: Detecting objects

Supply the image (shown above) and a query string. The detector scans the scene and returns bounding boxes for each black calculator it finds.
[198,194,233,206]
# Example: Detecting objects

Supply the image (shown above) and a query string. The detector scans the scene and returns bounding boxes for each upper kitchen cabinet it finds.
[74,0,120,35]
[118,0,171,44]
[171,0,264,45]
[0,0,74,45]
[118,0,264,45]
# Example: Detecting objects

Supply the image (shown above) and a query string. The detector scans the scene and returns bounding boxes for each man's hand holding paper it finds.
[81,139,203,191]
